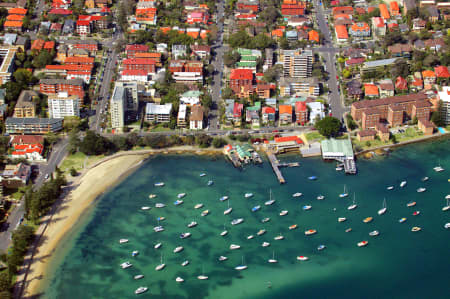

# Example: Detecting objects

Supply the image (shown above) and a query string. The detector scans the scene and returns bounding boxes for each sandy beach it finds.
[21,154,147,297]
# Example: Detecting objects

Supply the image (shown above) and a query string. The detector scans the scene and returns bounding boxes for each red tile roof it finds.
[48,8,72,15]
[352,93,428,109]
[122,70,148,76]
[395,76,408,90]
[295,101,307,111]
[262,106,275,114]
[274,136,303,144]
[279,104,292,115]
[364,83,379,96]
[379,3,390,19]
[123,58,156,65]
[230,69,253,80]
[65,56,95,64]
[335,25,348,39]
[434,66,450,78]
[11,135,44,145]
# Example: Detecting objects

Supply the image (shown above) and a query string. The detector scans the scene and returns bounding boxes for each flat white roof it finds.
[146,103,172,115]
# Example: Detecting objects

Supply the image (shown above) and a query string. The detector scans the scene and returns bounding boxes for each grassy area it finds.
[59,152,105,175]
[305,131,325,142]
[352,137,391,151]
[395,127,424,143]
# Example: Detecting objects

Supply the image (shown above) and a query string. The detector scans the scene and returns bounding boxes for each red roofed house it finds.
[372,17,386,37]
[295,101,308,125]
[345,57,365,67]
[123,58,156,75]
[31,39,45,51]
[64,56,95,65]
[233,102,244,125]
[332,6,353,16]
[262,106,276,123]
[48,8,73,15]
[121,70,149,82]
[237,1,259,12]
[44,41,55,51]
[3,21,23,31]
[187,11,209,24]
[6,14,25,21]
[11,143,45,161]
[229,69,253,95]
[390,1,400,17]
[308,30,320,42]
[349,22,371,37]
[434,66,450,78]
[395,76,408,91]
[8,8,27,15]
[422,70,436,86]
[335,25,348,42]
[279,104,293,125]
[76,20,91,36]
[379,3,390,20]
[364,83,379,97]
[281,2,306,16]
[126,44,150,58]
[10,135,45,146]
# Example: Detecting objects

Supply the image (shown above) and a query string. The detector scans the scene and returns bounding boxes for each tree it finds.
[315,116,341,138]
[70,167,78,176]
[431,101,444,127]
[212,137,227,148]
[32,50,54,69]
[79,130,113,155]
[0,271,10,292]
[390,59,409,78]
[195,134,212,148]
[224,51,241,67]
[342,69,351,79]
[423,54,440,67]
[263,65,281,83]
[259,6,280,24]
[383,31,404,47]
[13,69,33,85]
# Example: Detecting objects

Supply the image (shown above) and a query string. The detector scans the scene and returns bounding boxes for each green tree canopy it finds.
[315,116,341,138]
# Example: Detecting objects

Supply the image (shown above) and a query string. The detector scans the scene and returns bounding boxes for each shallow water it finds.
[44,139,450,299]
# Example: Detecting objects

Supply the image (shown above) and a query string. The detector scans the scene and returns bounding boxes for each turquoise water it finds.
[44,139,450,299]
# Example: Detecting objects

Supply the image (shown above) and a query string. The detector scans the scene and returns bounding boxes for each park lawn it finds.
[352,137,391,151]
[305,131,325,142]
[60,152,105,174]
[149,125,172,132]
[395,127,424,143]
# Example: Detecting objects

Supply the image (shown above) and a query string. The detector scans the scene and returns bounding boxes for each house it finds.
[332,6,353,15]
[424,38,445,51]
[434,66,450,78]
[145,103,172,123]
[372,17,386,37]
[364,83,379,97]
[308,102,325,122]
[379,3,390,20]
[403,0,417,15]
[388,43,412,58]
[121,70,149,82]
[189,105,203,130]
[308,30,320,43]
[395,76,408,91]
[232,102,244,125]
[427,6,439,22]
[418,118,435,135]
[349,22,371,38]
[190,45,211,59]
[262,106,276,124]
[3,21,23,32]
[390,1,400,17]
[123,58,156,75]
[422,70,436,86]
[295,101,307,125]
[281,1,306,17]
[412,18,426,31]
[126,44,149,58]
[172,44,187,59]
[14,90,38,118]
[180,90,202,106]
[378,79,395,98]
[11,143,45,161]
[1,163,31,188]
[279,105,293,125]
[335,25,348,43]
[10,135,45,146]
[229,69,253,95]
[63,19,75,34]
[255,84,271,99]
[76,20,91,36]
[187,11,209,24]
[177,104,187,127]
[357,129,376,142]
[347,80,363,100]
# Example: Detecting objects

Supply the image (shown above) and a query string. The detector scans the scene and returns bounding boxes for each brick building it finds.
[361,109,380,129]
[123,58,156,74]
[39,78,85,100]
[295,101,308,125]
[387,104,404,126]
[229,69,253,94]
[411,100,432,120]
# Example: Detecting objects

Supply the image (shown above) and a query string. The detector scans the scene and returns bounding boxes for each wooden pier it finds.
[267,152,286,184]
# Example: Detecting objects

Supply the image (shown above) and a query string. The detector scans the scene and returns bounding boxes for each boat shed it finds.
[321,138,356,174]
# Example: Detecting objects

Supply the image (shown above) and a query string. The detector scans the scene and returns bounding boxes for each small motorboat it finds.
[176,277,184,283]
[181,260,189,267]
[338,217,346,222]
[207,180,214,186]
[187,221,197,228]
[407,201,416,207]
[141,206,151,210]
[345,228,352,233]
[297,256,309,261]
[155,263,165,271]
[289,224,298,230]
[317,195,325,200]
[220,230,228,236]
[134,274,144,280]
[308,176,317,180]
[268,251,277,263]
[252,205,261,212]
[399,218,407,223]
[336,166,343,171]
[265,199,275,205]
[194,203,203,209]
[199,173,206,177]
[173,246,184,253]
[220,196,229,202]
[363,217,373,223]
[244,193,253,198]
[357,241,368,247]
[219,256,228,261]
[155,203,166,208]
[180,232,191,239]
[274,234,284,240]
[201,210,209,216]
[257,229,266,236]
[280,210,288,216]
[387,186,394,190]
[121,262,132,269]
[247,235,254,239]
[135,287,148,295]
[378,198,387,215]
[262,242,270,247]
[132,250,139,257]
[235,265,248,270]
[198,275,209,280]
[442,199,450,211]
[411,226,421,232]
[154,243,162,249]
[177,193,186,199]
[317,245,326,251]
[224,207,232,215]
[157,216,165,221]
[292,192,303,197]
[230,244,241,250]
[149,194,157,198]
[119,239,129,244]
[446,195,450,200]
[417,187,426,193]
[154,182,165,187]
[302,205,312,210]
[412,211,420,216]
[444,223,450,229]
[433,166,444,172]
[400,181,407,188]
[174,200,184,206]
[261,217,270,223]
[153,226,164,232]
[231,218,244,225]
[422,177,429,181]
[305,229,317,235]
[369,230,379,237]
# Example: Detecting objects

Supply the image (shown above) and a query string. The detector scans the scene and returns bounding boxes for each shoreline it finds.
[17,146,223,298]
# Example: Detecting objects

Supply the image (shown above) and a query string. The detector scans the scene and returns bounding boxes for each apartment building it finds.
[280,49,313,78]
[39,78,85,100]
[110,82,139,130]
[14,90,37,118]
[48,92,80,118]
[0,46,18,85]
[145,103,172,123]
[5,117,63,134]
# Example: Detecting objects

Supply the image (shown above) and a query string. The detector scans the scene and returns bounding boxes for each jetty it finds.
[321,138,357,175]
[267,152,285,184]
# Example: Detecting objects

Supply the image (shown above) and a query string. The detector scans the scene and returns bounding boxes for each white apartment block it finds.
[47,92,80,118]
[281,49,313,78]
[145,103,172,123]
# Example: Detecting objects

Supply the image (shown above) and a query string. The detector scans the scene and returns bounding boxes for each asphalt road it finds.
[314,0,348,120]
[209,0,226,130]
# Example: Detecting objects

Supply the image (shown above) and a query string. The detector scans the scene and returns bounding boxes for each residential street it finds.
[313,0,348,120]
